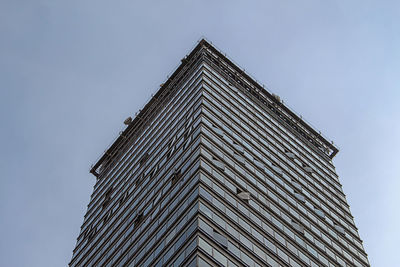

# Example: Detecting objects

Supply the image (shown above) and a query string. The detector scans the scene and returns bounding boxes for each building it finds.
[70,39,369,267]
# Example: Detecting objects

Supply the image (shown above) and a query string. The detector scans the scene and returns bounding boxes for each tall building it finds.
[70,39,369,267]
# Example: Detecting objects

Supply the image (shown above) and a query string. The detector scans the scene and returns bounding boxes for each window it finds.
[213,125,224,137]
[298,251,310,265]
[183,138,190,150]
[198,256,212,267]
[303,164,313,173]
[334,224,346,235]
[254,159,264,169]
[139,152,149,167]
[186,115,193,128]
[134,213,144,228]
[103,209,112,224]
[212,157,225,171]
[294,192,306,203]
[271,165,283,176]
[291,220,304,234]
[102,187,113,209]
[199,238,213,255]
[233,152,245,165]
[85,225,97,242]
[233,142,244,154]
[291,180,302,191]
[213,248,228,265]
[136,173,145,186]
[148,168,156,179]
[183,127,192,142]
[172,168,182,184]
[213,230,228,248]
[170,136,176,147]
[239,234,253,249]
[237,188,250,202]
[285,150,295,159]
[314,208,325,219]
[277,248,289,263]
[166,146,175,159]
[119,191,128,206]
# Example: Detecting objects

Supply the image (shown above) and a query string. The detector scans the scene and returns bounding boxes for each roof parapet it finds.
[90,38,338,177]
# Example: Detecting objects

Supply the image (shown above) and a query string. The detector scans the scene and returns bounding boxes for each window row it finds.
[77,90,203,248]
[96,58,205,183]
[198,159,367,266]
[88,68,205,214]
[201,110,360,241]
[200,90,348,216]
[202,63,337,176]
[205,61,337,174]
[81,171,200,267]
[198,203,302,267]
[75,122,201,259]
[201,81,348,210]
[72,149,200,266]
[200,120,360,244]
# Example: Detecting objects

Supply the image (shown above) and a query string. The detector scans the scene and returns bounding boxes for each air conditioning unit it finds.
[124,117,132,125]
[272,93,281,102]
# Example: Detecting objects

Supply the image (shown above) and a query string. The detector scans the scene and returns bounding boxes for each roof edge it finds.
[200,39,339,158]
[90,38,338,177]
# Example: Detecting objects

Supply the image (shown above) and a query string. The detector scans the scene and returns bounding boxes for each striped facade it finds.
[70,39,369,267]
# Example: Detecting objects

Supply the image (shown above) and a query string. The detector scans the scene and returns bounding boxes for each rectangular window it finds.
[292,180,302,191]
[294,192,306,203]
[212,157,225,171]
[303,165,313,173]
[233,153,245,165]
[212,125,224,137]
[102,187,113,209]
[139,152,149,167]
[85,225,97,242]
[314,208,325,219]
[285,151,295,159]
[271,165,283,176]
[199,237,213,255]
[172,168,182,184]
[291,220,305,234]
[213,230,228,248]
[134,213,143,228]
[103,209,112,224]
[254,159,264,169]
[334,224,346,235]
[119,191,128,206]
[237,189,250,202]
[233,142,245,154]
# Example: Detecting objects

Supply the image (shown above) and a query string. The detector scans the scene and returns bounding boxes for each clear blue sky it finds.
[1,1,398,266]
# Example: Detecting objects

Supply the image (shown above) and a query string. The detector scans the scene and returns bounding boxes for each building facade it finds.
[70,39,369,267]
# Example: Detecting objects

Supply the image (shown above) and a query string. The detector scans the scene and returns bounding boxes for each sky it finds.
[0,0,399,266]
